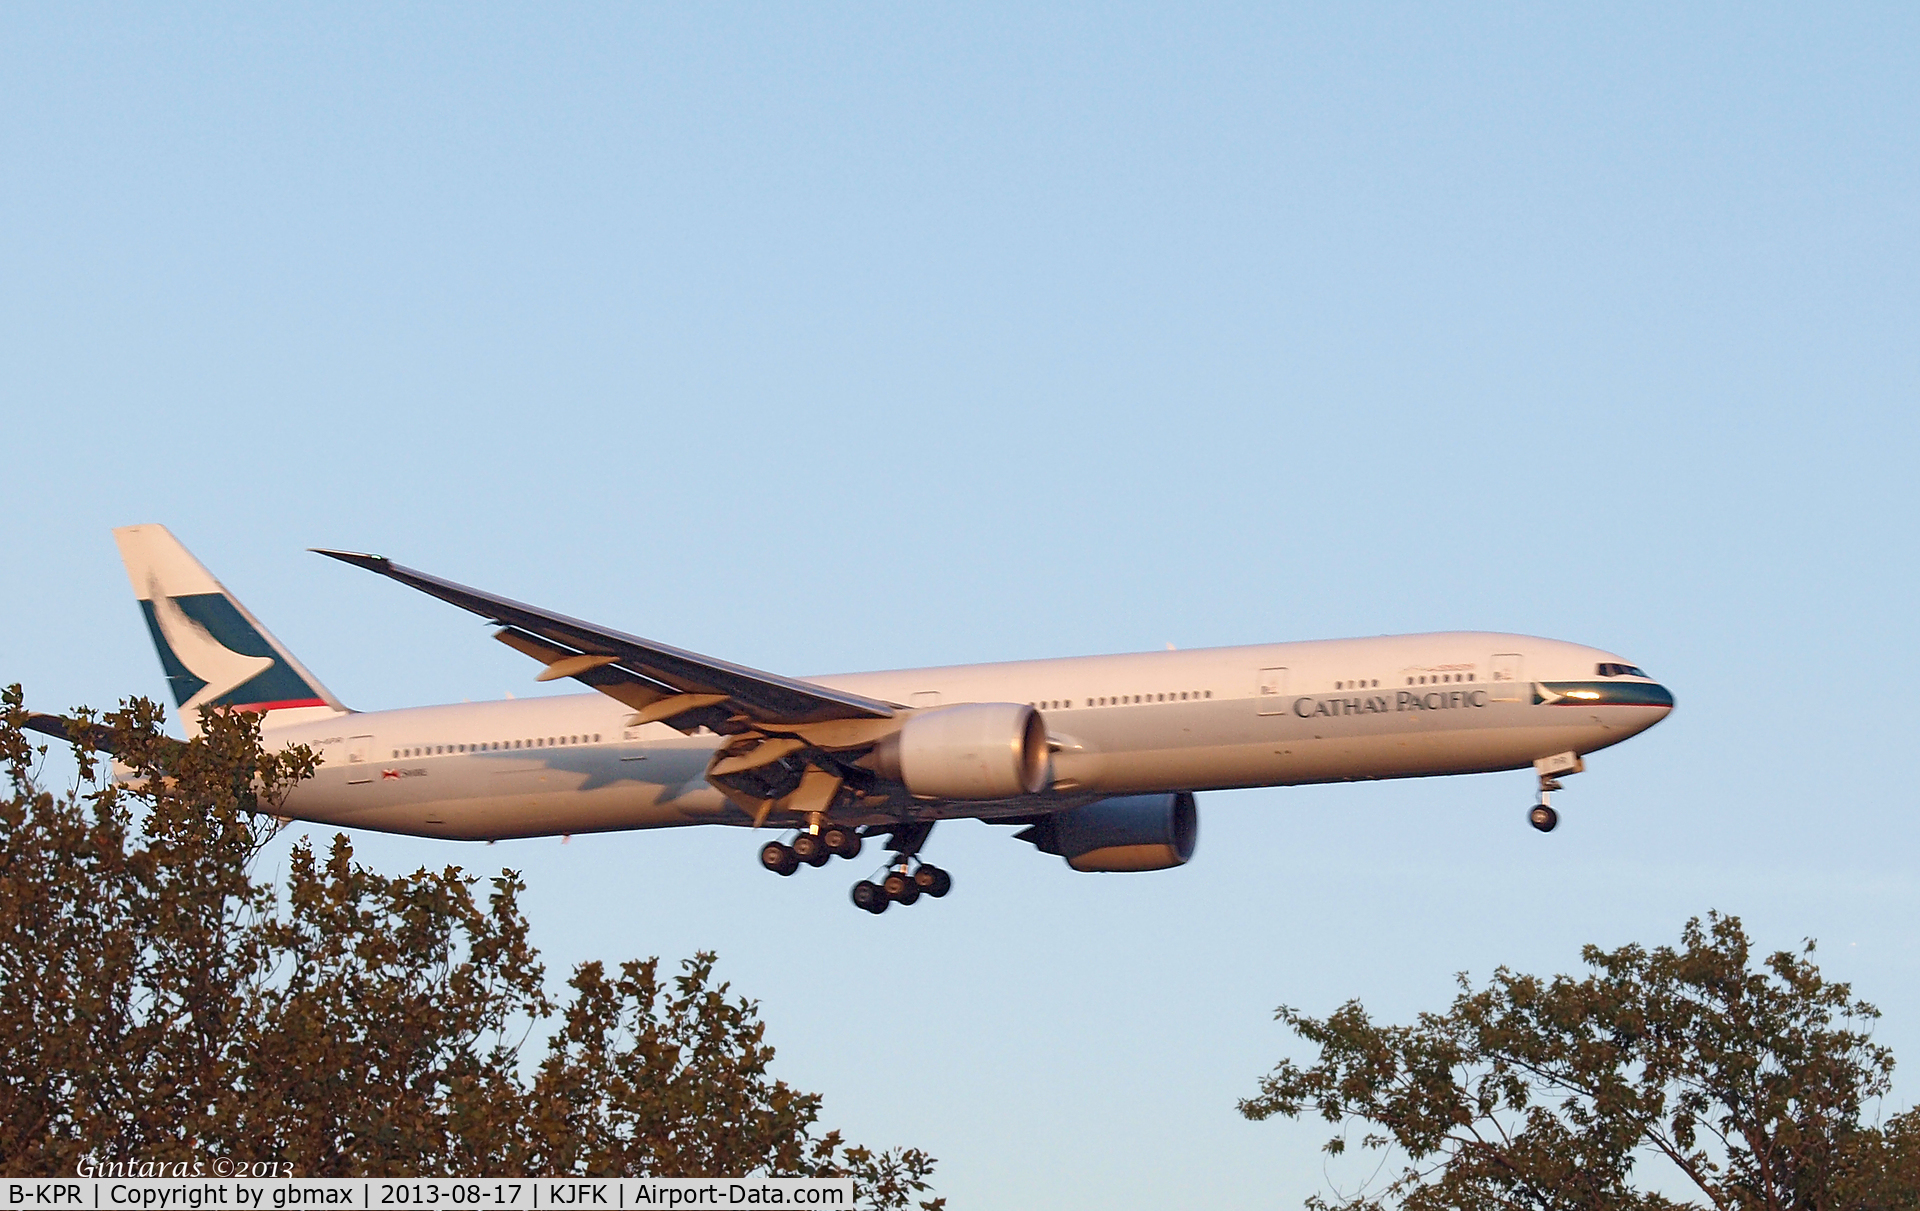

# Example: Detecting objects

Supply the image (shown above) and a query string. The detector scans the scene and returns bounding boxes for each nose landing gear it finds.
[1528,751,1583,834]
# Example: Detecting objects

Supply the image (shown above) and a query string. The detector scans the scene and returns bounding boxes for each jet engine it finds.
[1017,792,1198,872]
[868,702,1049,800]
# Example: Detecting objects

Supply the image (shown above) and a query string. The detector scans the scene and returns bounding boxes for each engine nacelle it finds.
[869,702,1050,800]
[1018,792,1198,872]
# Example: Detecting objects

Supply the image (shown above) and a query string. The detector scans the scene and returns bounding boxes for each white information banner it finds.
[3,1179,854,1211]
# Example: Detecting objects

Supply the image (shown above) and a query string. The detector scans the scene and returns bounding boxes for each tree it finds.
[1240,913,1920,1210]
[0,687,942,1209]
[226,834,551,1176]
[0,692,304,1172]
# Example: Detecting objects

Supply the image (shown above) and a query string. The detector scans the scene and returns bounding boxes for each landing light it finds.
[1564,690,1602,700]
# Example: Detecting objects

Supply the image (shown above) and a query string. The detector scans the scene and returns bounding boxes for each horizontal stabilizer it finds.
[22,710,184,759]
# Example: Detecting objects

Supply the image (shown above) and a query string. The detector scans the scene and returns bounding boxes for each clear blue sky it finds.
[4,4,1916,1205]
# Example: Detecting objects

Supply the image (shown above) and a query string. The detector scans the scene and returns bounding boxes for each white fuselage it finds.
[262,631,1671,842]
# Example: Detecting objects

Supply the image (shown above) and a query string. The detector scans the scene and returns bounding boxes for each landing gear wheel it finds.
[851,880,888,914]
[823,826,861,860]
[1529,805,1559,833]
[760,841,799,876]
[914,865,952,898]
[792,832,830,866]
[882,869,921,905]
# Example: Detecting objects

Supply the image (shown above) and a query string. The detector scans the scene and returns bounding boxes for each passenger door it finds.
[1489,654,1524,701]
[1256,667,1289,715]
[344,735,375,784]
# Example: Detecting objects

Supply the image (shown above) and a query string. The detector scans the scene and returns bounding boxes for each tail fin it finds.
[113,524,349,734]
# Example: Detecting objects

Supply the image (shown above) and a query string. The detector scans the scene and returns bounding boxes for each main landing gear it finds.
[757,819,956,912]
[759,824,863,877]
[1528,751,1584,834]
[848,821,952,915]
[851,860,953,915]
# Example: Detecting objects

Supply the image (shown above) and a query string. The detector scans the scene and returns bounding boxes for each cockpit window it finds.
[1596,662,1649,678]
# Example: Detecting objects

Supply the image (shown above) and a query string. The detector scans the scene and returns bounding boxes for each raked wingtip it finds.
[310,548,392,573]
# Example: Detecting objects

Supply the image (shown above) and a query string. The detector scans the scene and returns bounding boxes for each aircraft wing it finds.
[311,550,898,733]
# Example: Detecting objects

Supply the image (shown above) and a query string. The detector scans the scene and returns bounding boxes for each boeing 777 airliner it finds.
[35,526,1675,913]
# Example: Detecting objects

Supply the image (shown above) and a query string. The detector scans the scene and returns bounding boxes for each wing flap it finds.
[490,626,687,714]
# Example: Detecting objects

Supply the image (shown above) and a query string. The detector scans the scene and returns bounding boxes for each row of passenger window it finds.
[1032,691,1214,711]
[393,733,603,759]
[1331,674,1477,690]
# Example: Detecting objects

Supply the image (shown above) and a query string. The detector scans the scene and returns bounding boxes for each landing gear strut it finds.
[849,822,952,914]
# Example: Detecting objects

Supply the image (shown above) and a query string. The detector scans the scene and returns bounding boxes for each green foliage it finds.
[523,953,832,1175]
[1241,912,1920,1210]
[0,688,942,1209]
[231,836,550,1175]
[0,692,303,1171]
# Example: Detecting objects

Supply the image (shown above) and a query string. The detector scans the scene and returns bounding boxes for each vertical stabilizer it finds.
[113,525,349,735]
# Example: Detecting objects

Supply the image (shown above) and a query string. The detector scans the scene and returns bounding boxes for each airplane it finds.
[35,524,1676,913]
